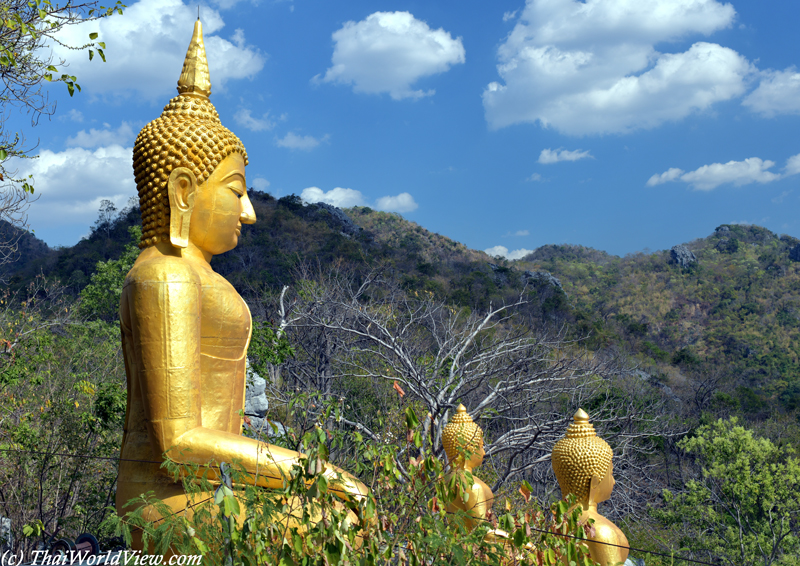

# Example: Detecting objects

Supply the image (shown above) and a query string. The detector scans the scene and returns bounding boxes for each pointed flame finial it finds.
[177,18,211,98]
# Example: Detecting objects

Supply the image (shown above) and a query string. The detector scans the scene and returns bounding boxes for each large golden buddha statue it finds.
[116,19,367,544]
[442,405,494,533]
[551,409,629,566]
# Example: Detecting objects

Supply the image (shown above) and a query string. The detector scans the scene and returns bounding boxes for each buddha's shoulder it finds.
[125,254,203,286]
[590,514,628,546]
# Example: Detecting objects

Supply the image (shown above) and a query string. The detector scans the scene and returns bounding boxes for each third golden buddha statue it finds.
[551,409,629,566]
[116,19,367,547]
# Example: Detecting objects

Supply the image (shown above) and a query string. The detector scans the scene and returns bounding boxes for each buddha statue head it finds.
[442,404,485,471]
[132,18,254,252]
[551,409,615,508]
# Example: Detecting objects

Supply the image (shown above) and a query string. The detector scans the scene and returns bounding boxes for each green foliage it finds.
[249,321,295,378]
[517,223,800,420]
[106,397,599,565]
[78,225,141,320]
[1,281,126,553]
[654,419,800,566]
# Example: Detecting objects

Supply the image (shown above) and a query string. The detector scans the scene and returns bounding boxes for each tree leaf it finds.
[89,32,99,39]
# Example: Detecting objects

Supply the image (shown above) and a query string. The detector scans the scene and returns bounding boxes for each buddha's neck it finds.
[184,242,214,264]
[154,240,213,265]
[579,500,599,514]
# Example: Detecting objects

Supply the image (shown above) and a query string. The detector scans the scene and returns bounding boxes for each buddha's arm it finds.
[124,263,367,500]
[175,427,369,501]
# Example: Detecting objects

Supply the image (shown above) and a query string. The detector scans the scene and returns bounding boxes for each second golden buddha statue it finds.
[116,19,367,547]
[551,409,629,566]
[442,404,495,532]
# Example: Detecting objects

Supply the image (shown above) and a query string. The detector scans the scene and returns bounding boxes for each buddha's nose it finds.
[240,192,256,224]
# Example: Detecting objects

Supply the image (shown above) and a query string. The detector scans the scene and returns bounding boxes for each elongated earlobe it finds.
[588,474,602,507]
[167,167,197,248]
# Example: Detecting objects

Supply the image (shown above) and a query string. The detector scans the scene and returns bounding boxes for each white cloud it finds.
[15,144,135,234]
[317,11,465,100]
[276,132,329,151]
[503,10,518,22]
[66,122,135,149]
[485,245,533,260]
[786,153,800,176]
[206,0,256,10]
[649,158,782,191]
[234,109,278,132]
[59,109,84,123]
[772,190,791,204]
[251,177,270,191]
[743,68,800,117]
[375,192,418,213]
[526,173,543,182]
[683,158,780,191]
[483,0,751,134]
[538,148,592,164]
[50,0,264,101]
[514,230,529,236]
[301,187,419,213]
[646,167,685,187]
[301,187,366,208]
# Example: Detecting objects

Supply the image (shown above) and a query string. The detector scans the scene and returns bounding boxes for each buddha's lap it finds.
[121,479,362,551]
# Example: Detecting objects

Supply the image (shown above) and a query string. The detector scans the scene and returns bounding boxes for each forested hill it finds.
[517,226,800,417]
[6,192,800,418]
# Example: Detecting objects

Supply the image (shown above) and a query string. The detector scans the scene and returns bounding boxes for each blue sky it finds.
[8,0,800,257]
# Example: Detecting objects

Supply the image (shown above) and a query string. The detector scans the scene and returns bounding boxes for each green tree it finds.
[107,398,599,566]
[1,0,125,272]
[1,278,126,555]
[655,418,800,566]
[78,225,140,320]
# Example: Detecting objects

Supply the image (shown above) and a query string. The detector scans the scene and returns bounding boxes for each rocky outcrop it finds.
[309,202,364,238]
[0,516,11,552]
[633,370,679,403]
[243,370,285,438]
[522,270,565,294]
[669,245,697,268]
[488,263,511,286]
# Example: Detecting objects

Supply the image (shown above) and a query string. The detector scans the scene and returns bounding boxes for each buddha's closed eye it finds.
[227,181,244,196]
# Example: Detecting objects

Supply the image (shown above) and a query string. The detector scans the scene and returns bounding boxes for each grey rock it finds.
[488,263,510,286]
[669,245,696,268]
[0,516,11,552]
[715,225,731,234]
[243,368,286,440]
[243,416,286,439]
[311,202,363,238]
[244,371,269,418]
[790,244,800,262]
[522,270,564,294]
[625,558,645,566]
[633,370,679,402]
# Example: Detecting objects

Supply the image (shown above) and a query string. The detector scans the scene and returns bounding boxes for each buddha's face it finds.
[594,462,615,504]
[188,152,256,256]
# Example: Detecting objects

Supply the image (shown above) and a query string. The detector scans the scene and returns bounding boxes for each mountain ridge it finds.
[5,193,800,416]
